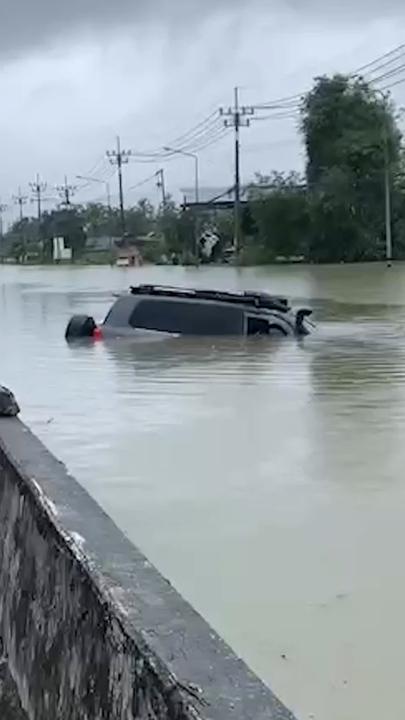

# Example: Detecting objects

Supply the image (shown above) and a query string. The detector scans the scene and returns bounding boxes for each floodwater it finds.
[1,262,405,720]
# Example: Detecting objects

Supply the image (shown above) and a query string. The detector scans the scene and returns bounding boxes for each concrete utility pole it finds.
[0,202,7,242]
[156,169,167,207]
[220,87,253,254]
[13,187,28,222]
[383,128,392,266]
[106,136,131,236]
[56,176,77,207]
[29,175,47,222]
[373,89,393,266]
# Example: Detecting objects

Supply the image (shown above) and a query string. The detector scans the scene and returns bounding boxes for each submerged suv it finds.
[65,284,312,340]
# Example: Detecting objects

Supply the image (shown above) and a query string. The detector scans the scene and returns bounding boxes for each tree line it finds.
[4,73,404,264]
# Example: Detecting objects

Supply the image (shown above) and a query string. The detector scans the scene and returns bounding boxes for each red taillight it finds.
[92,326,103,341]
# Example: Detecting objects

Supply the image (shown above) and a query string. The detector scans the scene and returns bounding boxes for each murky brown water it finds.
[2,262,405,720]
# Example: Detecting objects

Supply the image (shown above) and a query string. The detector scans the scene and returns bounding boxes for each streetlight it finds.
[163,147,200,204]
[76,175,114,263]
[164,147,200,261]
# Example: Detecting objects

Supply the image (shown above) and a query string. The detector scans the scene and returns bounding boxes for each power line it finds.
[252,111,300,122]
[178,126,230,153]
[167,109,219,147]
[368,61,405,86]
[380,75,405,92]
[79,155,109,182]
[128,171,161,192]
[127,124,229,164]
[355,43,405,75]
[253,43,405,110]
[361,53,405,82]
[130,116,223,159]
[131,110,220,158]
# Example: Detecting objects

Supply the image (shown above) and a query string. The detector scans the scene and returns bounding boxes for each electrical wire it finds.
[379,76,405,92]
[130,111,221,158]
[253,42,405,110]
[252,111,300,121]
[128,123,229,162]
[368,61,405,86]
[354,43,405,75]
[131,116,224,159]
[127,171,160,192]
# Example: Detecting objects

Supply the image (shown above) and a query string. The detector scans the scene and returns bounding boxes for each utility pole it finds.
[0,202,7,243]
[156,169,167,207]
[220,87,253,253]
[383,128,392,267]
[13,187,28,222]
[107,136,131,236]
[373,89,393,266]
[29,175,47,222]
[56,176,76,207]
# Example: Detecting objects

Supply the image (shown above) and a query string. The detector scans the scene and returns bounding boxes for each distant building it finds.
[116,245,143,267]
[53,237,72,262]
[85,236,119,253]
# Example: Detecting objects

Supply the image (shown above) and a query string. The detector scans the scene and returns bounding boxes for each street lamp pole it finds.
[163,147,200,259]
[163,147,200,204]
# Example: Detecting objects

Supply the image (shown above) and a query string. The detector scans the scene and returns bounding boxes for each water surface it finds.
[1,262,405,720]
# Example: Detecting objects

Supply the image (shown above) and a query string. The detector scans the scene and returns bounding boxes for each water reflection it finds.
[2,263,405,720]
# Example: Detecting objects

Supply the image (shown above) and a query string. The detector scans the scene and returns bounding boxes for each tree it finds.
[40,208,86,259]
[81,203,115,237]
[248,172,310,260]
[301,75,402,261]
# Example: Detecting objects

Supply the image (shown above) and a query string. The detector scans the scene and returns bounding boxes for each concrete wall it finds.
[0,417,297,720]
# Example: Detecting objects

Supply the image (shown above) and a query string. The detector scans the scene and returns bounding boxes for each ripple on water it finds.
[3,264,405,720]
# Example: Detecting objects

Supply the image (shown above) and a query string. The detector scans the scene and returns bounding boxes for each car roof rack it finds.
[129,284,290,313]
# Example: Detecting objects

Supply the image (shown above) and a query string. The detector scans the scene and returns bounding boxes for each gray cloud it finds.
[0,0,236,59]
[1,0,405,60]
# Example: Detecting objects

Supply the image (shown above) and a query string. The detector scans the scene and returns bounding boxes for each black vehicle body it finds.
[65,284,312,340]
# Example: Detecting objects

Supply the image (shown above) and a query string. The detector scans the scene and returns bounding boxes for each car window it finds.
[130,299,244,335]
[104,296,137,326]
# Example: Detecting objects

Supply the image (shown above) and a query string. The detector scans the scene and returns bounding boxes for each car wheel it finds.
[65,315,97,340]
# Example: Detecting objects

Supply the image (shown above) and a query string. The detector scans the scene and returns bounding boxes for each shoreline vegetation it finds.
[2,74,405,267]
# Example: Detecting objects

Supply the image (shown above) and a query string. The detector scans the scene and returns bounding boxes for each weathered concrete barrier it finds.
[0,406,297,719]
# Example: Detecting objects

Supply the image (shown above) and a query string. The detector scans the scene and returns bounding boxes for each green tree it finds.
[40,208,86,259]
[301,74,402,261]
[248,172,310,261]
[156,198,195,260]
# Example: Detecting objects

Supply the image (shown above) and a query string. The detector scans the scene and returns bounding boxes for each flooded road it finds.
[1,262,405,720]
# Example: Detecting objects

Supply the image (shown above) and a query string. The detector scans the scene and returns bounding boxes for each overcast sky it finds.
[0,0,405,225]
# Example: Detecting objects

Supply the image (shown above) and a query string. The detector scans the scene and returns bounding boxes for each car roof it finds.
[129,285,291,313]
